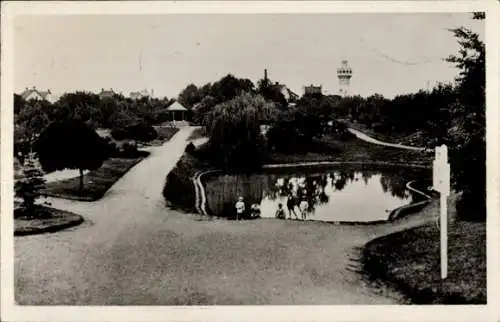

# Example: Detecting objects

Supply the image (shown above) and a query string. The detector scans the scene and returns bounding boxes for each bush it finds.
[185,142,196,155]
[162,154,200,211]
[111,128,130,141]
[102,137,119,157]
[111,124,158,142]
[14,153,46,217]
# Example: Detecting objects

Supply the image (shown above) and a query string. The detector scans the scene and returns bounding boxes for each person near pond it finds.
[250,203,261,218]
[286,195,299,220]
[235,196,245,220]
[275,203,286,220]
[299,197,309,220]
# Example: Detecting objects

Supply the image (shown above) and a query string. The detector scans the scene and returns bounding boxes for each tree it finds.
[192,95,217,125]
[15,152,46,217]
[14,94,26,114]
[209,74,255,102]
[178,84,202,109]
[53,91,101,124]
[445,13,485,220]
[204,92,276,171]
[34,120,108,193]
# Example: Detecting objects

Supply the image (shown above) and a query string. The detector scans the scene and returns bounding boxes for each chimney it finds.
[264,69,268,82]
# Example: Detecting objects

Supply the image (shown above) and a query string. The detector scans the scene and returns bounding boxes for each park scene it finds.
[13,12,485,305]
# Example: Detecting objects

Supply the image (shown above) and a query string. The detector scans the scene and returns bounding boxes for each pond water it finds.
[203,166,429,222]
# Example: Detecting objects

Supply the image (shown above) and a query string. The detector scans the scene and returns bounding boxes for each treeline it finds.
[14,92,177,144]
[332,83,456,141]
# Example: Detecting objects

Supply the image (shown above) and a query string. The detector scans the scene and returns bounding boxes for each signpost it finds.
[432,145,450,280]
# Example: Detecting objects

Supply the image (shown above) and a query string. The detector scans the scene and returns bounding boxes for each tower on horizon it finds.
[337,60,352,97]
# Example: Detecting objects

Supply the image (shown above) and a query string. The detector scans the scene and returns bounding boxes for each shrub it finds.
[185,142,196,155]
[111,128,130,141]
[162,154,199,211]
[14,153,46,217]
[111,124,158,142]
[121,142,138,158]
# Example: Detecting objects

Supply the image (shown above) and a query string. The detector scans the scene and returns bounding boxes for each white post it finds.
[440,192,448,280]
[433,144,450,280]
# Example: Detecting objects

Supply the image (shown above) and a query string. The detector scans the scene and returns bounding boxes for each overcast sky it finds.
[14,13,484,99]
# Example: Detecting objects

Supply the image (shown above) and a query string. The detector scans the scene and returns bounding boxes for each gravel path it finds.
[15,126,435,305]
[348,128,427,151]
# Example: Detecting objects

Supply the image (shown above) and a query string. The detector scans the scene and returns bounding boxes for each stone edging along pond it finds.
[192,161,434,223]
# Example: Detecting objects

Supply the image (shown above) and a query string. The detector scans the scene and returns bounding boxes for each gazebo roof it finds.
[167,101,188,111]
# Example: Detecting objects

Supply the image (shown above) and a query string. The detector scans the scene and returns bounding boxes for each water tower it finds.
[337,60,353,97]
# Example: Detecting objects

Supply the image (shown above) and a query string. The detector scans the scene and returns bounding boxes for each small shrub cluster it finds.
[14,153,47,218]
[162,154,201,212]
[101,137,149,159]
[111,124,158,142]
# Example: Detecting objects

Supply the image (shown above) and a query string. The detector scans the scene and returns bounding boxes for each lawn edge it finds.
[41,155,149,202]
[15,211,84,236]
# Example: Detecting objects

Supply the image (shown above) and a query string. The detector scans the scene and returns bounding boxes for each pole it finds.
[440,192,448,279]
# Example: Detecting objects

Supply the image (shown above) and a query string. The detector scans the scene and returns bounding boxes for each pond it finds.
[202,166,430,222]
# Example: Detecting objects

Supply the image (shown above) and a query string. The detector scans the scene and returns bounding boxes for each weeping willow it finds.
[204,92,277,171]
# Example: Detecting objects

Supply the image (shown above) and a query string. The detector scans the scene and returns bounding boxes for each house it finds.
[262,69,299,104]
[166,101,189,121]
[20,86,52,102]
[99,88,116,99]
[271,82,299,103]
[130,89,154,100]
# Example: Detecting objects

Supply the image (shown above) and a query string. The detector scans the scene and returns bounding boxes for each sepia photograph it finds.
[1,1,499,322]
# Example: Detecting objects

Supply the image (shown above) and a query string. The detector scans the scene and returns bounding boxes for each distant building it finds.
[304,84,323,96]
[272,82,299,103]
[20,86,53,102]
[263,69,299,104]
[337,60,353,97]
[99,88,116,99]
[129,88,154,100]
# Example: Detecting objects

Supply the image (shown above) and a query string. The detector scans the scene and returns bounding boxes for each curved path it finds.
[15,126,437,305]
[348,127,428,151]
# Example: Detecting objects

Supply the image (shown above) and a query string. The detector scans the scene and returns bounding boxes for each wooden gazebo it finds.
[166,101,188,121]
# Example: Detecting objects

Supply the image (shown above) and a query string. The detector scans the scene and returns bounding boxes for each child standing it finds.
[235,196,245,220]
[286,195,298,220]
[299,197,309,220]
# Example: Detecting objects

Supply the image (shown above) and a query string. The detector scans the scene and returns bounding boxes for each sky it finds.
[14,13,484,99]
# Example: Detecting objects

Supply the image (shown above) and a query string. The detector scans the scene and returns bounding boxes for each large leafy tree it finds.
[445,12,485,220]
[34,120,108,193]
[209,74,255,102]
[52,91,101,125]
[178,84,203,109]
[204,92,276,171]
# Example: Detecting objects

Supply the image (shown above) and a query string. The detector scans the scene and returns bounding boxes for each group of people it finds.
[275,195,309,220]
[234,196,261,220]
[234,194,310,221]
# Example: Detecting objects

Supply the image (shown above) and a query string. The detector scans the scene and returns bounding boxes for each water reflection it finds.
[204,167,428,222]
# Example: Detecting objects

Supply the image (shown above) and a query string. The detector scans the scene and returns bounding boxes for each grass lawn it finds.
[347,121,427,148]
[42,156,148,201]
[141,127,180,147]
[187,126,208,141]
[14,205,84,236]
[268,134,432,167]
[362,219,486,304]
